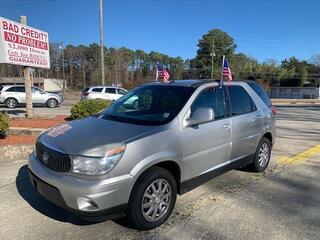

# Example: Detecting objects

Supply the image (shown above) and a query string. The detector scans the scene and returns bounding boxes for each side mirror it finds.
[185,107,215,127]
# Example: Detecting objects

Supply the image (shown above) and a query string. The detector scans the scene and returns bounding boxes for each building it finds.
[268,87,320,99]
[0,77,66,92]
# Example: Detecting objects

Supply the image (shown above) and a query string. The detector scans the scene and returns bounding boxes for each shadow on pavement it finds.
[0,109,26,116]
[16,164,95,226]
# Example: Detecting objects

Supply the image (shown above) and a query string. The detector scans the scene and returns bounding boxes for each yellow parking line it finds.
[277,144,320,165]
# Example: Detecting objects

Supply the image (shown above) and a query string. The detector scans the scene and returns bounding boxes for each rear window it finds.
[82,87,90,93]
[91,87,103,93]
[0,86,3,91]
[247,82,272,107]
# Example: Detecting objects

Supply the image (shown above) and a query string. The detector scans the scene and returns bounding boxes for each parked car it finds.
[0,85,63,108]
[80,86,128,101]
[28,80,276,229]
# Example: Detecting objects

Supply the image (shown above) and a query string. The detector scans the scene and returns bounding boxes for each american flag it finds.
[156,63,170,82]
[222,57,233,83]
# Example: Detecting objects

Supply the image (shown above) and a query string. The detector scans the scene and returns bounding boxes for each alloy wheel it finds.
[141,179,172,222]
[6,99,16,108]
[258,143,269,167]
[48,99,57,108]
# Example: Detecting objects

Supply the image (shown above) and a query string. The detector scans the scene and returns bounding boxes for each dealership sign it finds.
[0,17,50,69]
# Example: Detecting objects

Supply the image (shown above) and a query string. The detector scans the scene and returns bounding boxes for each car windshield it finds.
[99,85,195,125]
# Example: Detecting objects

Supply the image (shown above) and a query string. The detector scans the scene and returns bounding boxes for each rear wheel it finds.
[46,98,58,108]
[247,137,271,172]
[5,98,18,108]
[126,166,177,230]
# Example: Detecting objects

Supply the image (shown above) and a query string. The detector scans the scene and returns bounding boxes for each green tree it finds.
[281,57,309,87]
[193,29,237,79]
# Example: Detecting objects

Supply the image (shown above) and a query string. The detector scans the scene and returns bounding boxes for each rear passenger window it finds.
[7,87,25,92]
[91,88,103,92]
[228,86,256,116]
[105,88,116,94]
[247,82,272,107]
[191,87,226,120]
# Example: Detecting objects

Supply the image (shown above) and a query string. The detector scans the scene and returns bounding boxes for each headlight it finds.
[71,145,126,175]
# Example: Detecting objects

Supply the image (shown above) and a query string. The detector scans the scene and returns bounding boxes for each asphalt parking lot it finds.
[0,105,319,240]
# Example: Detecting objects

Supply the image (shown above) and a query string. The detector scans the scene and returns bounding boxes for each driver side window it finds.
[32,87,43,94]
[191,87,226,120]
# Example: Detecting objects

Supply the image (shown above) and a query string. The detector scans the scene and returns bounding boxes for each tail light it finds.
[81,92,89,97]
[271,105,276,115]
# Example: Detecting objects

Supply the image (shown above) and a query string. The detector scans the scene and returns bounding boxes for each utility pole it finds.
[60,42,66,97]
[21,16,33,118]
[99,0,105,85]
[210,38,215,79]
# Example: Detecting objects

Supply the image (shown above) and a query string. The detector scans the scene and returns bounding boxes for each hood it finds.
[38,117,158,156]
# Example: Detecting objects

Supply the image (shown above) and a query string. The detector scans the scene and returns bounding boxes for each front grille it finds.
[36,142,71,172]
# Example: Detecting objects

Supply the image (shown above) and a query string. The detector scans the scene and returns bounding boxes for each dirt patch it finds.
[0,135,37,145]
[10,115,66,129]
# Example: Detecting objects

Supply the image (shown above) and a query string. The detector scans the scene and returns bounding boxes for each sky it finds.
[1,0,319,63]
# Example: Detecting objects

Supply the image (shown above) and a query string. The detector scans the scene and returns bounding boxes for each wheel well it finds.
[5,97,18,103]
[154,161,181,194]
[47,97,58,102]
[263,132,272,144]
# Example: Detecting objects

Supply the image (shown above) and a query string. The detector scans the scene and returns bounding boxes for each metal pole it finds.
[220,55,225,86]
[211,38,215,79]
[99,0,105,85]
[21,16,34,118]
[155,64,158,82]
[61,42,66,97]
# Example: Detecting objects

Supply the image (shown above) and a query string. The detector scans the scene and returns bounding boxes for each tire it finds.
[5,98,18,108]
[126,166,177,230]
[247,137,271,172]
[46,98,58,108]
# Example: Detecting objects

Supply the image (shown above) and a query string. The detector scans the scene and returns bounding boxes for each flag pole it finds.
[220,55,225,87]
[155,63,158,82]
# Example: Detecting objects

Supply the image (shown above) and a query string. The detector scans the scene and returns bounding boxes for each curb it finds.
[8,127,46,136]
[271,99,320,104]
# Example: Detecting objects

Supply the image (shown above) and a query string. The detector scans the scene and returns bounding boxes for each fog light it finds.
[77,197,99,211]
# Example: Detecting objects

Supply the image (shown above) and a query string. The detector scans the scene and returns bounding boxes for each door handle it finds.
[222,123,231,129]
[250,115,262,123]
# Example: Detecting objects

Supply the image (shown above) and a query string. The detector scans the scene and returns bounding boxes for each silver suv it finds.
[28,80,276,229]
[0,85,63,108]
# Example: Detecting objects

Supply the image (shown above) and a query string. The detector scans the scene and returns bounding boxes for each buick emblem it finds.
[42,152,50,164]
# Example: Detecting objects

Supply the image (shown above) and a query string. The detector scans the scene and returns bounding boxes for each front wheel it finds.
[46,98,58,108]
[126,166,177,230]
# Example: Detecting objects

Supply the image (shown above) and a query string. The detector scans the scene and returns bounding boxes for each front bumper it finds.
[28,152,133,219]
